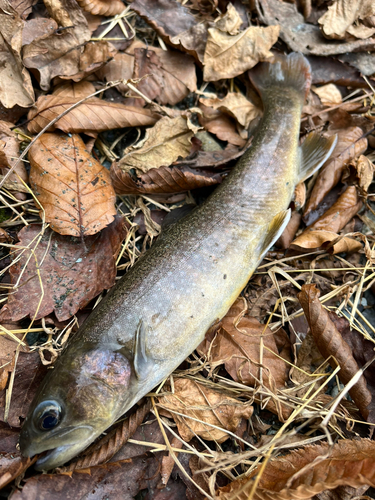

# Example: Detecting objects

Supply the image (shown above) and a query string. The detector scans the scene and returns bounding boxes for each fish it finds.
[19,53,337,470]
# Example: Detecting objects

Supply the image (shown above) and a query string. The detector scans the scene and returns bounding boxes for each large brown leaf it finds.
[298,284,375,423]
[318,0,375,40]
[158,377,253,443]
[199,103,247,147]
[216,439,375,500]
[27,94,159,135]
[29,133,116,237]
[198,299,291,419]
[304,127,367,218]
[0,217,127,322]
[0,0,34,108]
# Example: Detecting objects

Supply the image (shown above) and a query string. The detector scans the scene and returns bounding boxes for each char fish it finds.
[19,53,336,470]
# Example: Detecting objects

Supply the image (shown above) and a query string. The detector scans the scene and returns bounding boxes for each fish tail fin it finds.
[249,53,311,103]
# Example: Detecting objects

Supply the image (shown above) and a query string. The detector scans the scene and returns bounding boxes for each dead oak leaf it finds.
[199,92,261,129]
[27,93,159,136]
[117,115,194,175]
[203,25,279,81]
[0,0,34,108]
[158,378,253,443]
[0,217,128,322]
[198,299,291,420]
[29,133,116,237]
[299,284,375,423]
[216,439,375,500]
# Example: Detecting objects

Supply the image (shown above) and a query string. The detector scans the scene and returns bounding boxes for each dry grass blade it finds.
[60,399,152,472]
[29,133,116,238]
[216,439,375,500]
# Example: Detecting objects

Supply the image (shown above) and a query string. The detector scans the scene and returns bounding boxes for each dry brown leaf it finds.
[128,47,197,107]
[216,439,375,500]
[27,93,159,136]
[291,230,362,255]
[198,299,291,419]
[256,0,375,55]
[275,211,302,250]
[77,0,124,16]
[0,121,28,199]
[203,25,279,82]
[199,103,247,147]
[0,0,34,108]
[116,116,194,175]
[308,55,368,89]
[299,284,375,423]
[29,133,116,237]
[10,0,36,19]
[0,452,36,489]
[318,0,375,40]
[304,127,367,217]
[158,377,253,443]
[0,336,26,391]
[342,154,375,193]
[199,92,261,129]
[0,217,128,322]
[131,0,208,63]
[111,163,224,195]
[313,84,342,105]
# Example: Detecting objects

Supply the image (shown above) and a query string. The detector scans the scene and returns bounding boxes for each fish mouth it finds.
[35,445,73,470]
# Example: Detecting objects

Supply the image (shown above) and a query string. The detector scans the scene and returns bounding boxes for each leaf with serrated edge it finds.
[29,133,116,237]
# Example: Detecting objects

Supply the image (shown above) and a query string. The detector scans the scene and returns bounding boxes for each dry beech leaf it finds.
[158,378,253,443]
[131,0,208,62]
[318,0,375,40]
[203,25,279,82]
[0,121,28,199]
[0,217,127,322]
[216,439,375,500]
[27,93,159,136]
[342,154,375,193]
[291,230,362,255]
[111,163,224,195]
[117,116,193,175]
[298,284,375,423]
[197,299,291,420]
[29,133,116,237]
[128,47,197,107]
[304,127,367,217]
[0,1,34,108]
[199,92,261,129]
[77,0,124,16]
[313,83,342,105]
[256,0,375,56]
[199,103,247,147]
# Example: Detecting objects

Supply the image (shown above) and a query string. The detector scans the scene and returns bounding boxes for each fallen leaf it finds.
[198,299,291,419]
[0,121,28,199]
[0,1,34,108]
[199,103,247,147]
[128,47,197,107]
[308,55,368,89]
[131,0,208,62]
[256,0,375,56]
[339,51,375,77]
[304,127,367,218]
[0,452,36,489]
[11,456,156,500]
[216,439,375,499]
[0,420,21,453]
[77,0,124,16]
[116,116,194,175]
[0,351,47,427]
[199,92,261,129]
[318,0,375,40]
[290,230,362,255]
[299,284,375,423]
[203,25,279,82]
[342,154,375,193]
[111,163,224,195]
[313,83,342,105]
[27,89,159,136]
[0,336,26,391]
[275,211,301,250]
[0,217,127,322]
[10,0,36,19]
[29,133,116,237]
[158,377,253,443]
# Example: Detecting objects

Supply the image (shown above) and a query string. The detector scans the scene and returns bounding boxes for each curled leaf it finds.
[199,92,261,129]
[199,103,247,147]
[318,0,375,40]
[342,154,375,193]
[29,133,116,237]
[158,377,253,443]
[298,284,375,423]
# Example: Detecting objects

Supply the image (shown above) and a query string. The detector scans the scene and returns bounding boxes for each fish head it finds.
[19,344,132,470]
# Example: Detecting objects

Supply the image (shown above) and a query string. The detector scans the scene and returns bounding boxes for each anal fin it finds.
[258,209,291,260]
[298,132,337,183]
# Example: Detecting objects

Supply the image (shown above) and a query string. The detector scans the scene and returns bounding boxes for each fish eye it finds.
[34,401,62,431]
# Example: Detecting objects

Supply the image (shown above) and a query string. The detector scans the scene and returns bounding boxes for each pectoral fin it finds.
[134,320,151,379]
[298,132,337,183]
[258,209,291,260]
